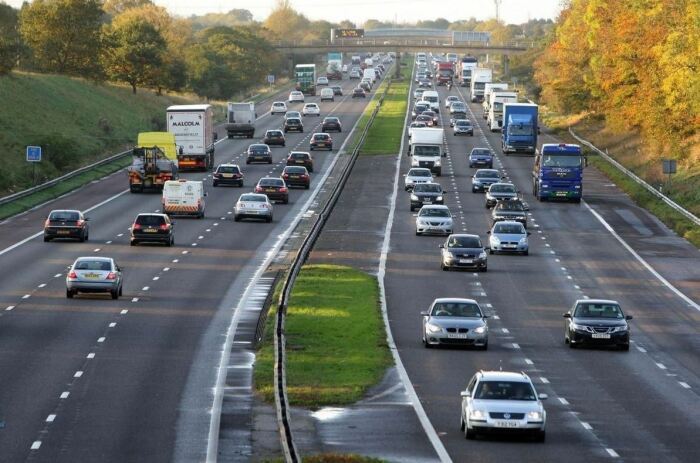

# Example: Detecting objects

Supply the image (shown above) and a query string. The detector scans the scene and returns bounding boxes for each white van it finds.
[319,87,334,101]
[363,68,377,82]
[421,90,440,111]
[162,180,206,218]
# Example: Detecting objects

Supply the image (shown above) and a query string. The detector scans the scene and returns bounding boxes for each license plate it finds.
[423,201,432,204]
[57,230,70,235]
[222,174,233,178]
[495,421,519,428]
[256,156,265,159]
[447,333,468,339]
[266,189,275,192]
[145,228,157,233]
[504,244,516,248]
[592,333,610,339]
[295,161,304,164]
[317,143,325,147]
[459,259,473,264]
[83,273,100,279]
[556,191,568,196]
[290,175,300,179]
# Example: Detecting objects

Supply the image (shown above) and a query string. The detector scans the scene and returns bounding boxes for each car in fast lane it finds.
[491,199,528,227]
[564,299,632,350]
[414,88,426,100]
[263,129,286,146]
[212,163,244,187]
[321,116,342,132]
[286,151,314,172]
[302,103,320,117]
[359,81,371,93]
[415,205,453,235]
[460,371,547,441]
[422,298,489,349]
[43,209,89,242]
[472,169,502,193]
[488,221,530,255]
[246,143,272,164]
[271,101,287,114]
[485,183,518,208]
[403,167,433,191]
[288,90,304,103]
[254,177,289,204]
[234,193,273,223]
[440,234,488,271]
[349,70,361,79]
[452,119,474,136]
[281,166,310,189]
[130,213,174,247]
[469,148,494,168]
[319,87,335,101]
[66,256,123,299]
[283,117,303,133]
[310,133,333,151]
[352,87,366,98]
[411,182,445,211]
[412,102,430,119]
[415,114,433,126]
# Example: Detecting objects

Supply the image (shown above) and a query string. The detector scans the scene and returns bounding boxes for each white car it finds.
[284,110,301,120]
[271,101,287,114]
[302,103,320,117]
[234,193,273,223]
[460,371,547,441]
[445,96,460,108]
[404,167,433,191]
[288,91,304,103]
[316,76,329,86]
[319,88,334,101]
[415,205,453,236]
[408,121,427,139]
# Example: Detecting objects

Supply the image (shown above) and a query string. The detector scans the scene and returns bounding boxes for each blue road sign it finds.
[26,146,42,162]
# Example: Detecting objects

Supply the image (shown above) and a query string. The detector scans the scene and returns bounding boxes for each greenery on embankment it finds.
[254,265,390,408]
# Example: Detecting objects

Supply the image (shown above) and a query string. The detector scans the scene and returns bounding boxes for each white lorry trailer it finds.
[166,104,216,171]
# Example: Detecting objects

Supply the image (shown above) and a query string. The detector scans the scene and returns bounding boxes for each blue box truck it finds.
[502,103,538,155]
[532,143,584,202]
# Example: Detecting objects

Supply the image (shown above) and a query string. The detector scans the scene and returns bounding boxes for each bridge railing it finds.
[272,39,536,49]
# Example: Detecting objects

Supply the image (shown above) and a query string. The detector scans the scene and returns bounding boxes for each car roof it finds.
[477,371,532,382]
[448,233,480,239]
[420,205,449,210]
[574,298,619,305]
[50,209,81,213]
[475,169,499,175]
[218,163,239,168]
[490,182,515,187]
[432,297,478,305]
[312,132,330,136]
[240,193,269,200]
[74,256,113,262]
[493,220,526,228]
[273,101,285,105]
[136,213,168,217]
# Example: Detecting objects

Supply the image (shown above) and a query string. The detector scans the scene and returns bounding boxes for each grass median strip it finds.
[254,264,390,407]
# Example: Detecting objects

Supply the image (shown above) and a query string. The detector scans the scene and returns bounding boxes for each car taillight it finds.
[280,187,288,192]
[159,224,169,230]
[77,219,85,227]
[255,186,263,192]
[132,223,141,230]
[44,219,50,227]
[106,272,117,280]
[214,173,220,178]
[68,271,77,279]
[302,174,309,179]
[282,174,289,179]
[261,204,269,209]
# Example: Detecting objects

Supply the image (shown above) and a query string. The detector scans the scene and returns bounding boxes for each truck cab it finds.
[226,102,256,139]
[532,144,583,202]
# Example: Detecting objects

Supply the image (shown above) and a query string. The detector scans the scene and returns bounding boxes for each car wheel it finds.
[130,240,137,246]
[423,339,433,349]
[119,286,123,296]
[485,203,490,209]
[489,248,494,255]
[284,198,289,204]
[472,188,477,193]
[266,216,273,223]
[569,339,577,348]
[441,263,449,271]
[213,182,218,187]
[523,250,529,256]
[619,343,630,351]
[44,236,50,242]
[166,238,172,247]
[305,184,310,190]
[66,289,74,299]
[234,215,241,222]
[79,234,85,243]
[481,266,488,272]
[479,340,489,351]
[465,426,476,440]
[415,230,421,236]
[111,289,119,300]
[535,430,546,443]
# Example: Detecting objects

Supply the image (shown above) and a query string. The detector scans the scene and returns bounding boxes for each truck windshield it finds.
[493,102,503,111]
[509,124,533,136]
[543,155,582,168]
[474,82,486,90]
[414,146,440,157]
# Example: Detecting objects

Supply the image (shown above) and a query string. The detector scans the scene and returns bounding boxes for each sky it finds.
[5,0,563,25]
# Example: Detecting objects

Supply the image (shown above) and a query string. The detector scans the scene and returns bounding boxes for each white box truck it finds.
[488,91,518,131]
[166,104,216,171]
[482,83,509,116]
[470,68,493,102]
[408,128,445,176]
[363,68,377,83]
[225,102,256,139]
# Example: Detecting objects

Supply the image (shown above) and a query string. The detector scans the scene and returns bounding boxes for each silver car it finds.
[445,96,460,108]
[421,298,489,348]
[488,221,530,255]
[234,193,273,222]
[66,257,123,299]
[460,371,547,441]
[404,168,433,191]
[485,183,518,208]
[416,205,453,236]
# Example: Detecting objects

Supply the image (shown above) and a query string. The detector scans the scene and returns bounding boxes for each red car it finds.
[254,177,289,204]
[282,166,310,189]
[310,133,333,151]
[286,151,314,172]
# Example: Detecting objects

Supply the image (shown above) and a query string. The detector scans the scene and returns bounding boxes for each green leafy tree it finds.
[19,0,104,76]
[0,3,20,75]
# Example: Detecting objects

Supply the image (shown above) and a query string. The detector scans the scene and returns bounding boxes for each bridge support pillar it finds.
[502,54,509,76]
[395,51,401,78]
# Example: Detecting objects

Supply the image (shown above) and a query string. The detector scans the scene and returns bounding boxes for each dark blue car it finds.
[468,148,494,168]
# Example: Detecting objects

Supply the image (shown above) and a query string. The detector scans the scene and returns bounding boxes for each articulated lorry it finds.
[127,132,178,193]
[487,91,518,131]
[501,103,538,155]
[408,128,445,176]
[532,143,583,202]
[225,102,256,139]
[470,68,493,102]
[167,104,216,171]
[482,83,509,117]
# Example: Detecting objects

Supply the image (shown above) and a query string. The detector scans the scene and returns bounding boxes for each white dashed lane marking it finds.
[45,414,56,423]
[87,353,95,359]
[74,371,83,378]
[6,305,15,311]
[31,441,41,450]
[60,392,69,399]
[97,337,105,343]
[606,448,620,458]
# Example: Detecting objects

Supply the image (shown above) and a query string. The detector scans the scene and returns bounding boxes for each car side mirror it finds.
[563,313,571,318]
[486,231,491,235]
[625,315,633,320]
[538,393,548,400]
[439,244,444,248]
[460,390,470,398]
[420,311,429,316]
[170,221,176,225]
[204,192,208,197]
[84,217,90,221]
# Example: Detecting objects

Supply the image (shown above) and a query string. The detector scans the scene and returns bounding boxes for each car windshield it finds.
[494,223,525,234]
[266,131,282,137]
[456,120,471,127]
[423,96,438,102]
[240,195,266,202]
[314,134,329,140]
[287,119,301,124]
[447,236,481,248]
[448,97,458,102]
[471,149,491,156]
[75,260,111,271]
[285,167,306,174]
[135,215,165,226]
[324,118,339,123]
[414,184,441,193]
[50,211,80,221]
[451,103,466,109]
[414,146,440,156]
[409,169,431,177]
[250,145,268,152]
[420,208,450,217]
[416,116,431,123]
[574,303,624,319]
[411,123,427,128]
[490,185,516,193]
[259,179,283,187]
[273,103,285,107]
[475,381,536,401]
[431,302,482,317]
[291,153,309,159]
[543,154,582,168]
[475,170,499,179]
[217,166,240,174]
[305,104,318,109]
[497,201,525,211]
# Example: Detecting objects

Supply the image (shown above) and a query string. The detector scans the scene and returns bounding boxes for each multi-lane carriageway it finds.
[379,64,700,462]
[0,72,384,462]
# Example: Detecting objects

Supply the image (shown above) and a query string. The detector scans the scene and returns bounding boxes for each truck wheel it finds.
[66,289,74,299]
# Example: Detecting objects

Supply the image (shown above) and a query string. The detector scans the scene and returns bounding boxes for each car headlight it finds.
[417,219,428,226]
[491,236,501,246]
[469,409,487,420]
[611,326,628,333]
[519,237,528,244]
[479,251,487,259]
[473,326,486,334]
[410,194,418,201]
[494,215,506,220]
[527,411,543,421]
[434,159,441,166]
[436,196,443,201]
[570,323,588,332]
[445,251,455,258]
[426,323,442,333]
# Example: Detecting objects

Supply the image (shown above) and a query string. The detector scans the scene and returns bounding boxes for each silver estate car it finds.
[421,298,489,349]
[461,371,547,441]
[66,257,123,299]
[488,221,530,255]
[234,193,273,222]
[416,205,453,236]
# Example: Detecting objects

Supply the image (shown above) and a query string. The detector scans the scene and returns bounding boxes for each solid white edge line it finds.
[583,200,699,312]
[205,86,377,463]
[375,61,452,463]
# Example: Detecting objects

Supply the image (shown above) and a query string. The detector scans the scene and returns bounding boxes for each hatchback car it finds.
[349,70,361,79]
[282,166,310,189]
[316,76,329,86]
[564,299,632,350]
[212,163,244,187]
[491,200,528,227]
[322,117,342,132]
[412,102,430,119]
[440,234,488,271]
[302,103,320,117]
[284,110,301,120]
[284,117,304,133]
[422,110,439,126]
[415,205,453,236]
[43,209,89,242]
[469,148,494,168]
[271,101,287,114]
[418,78,432,88]
[246,144,272,164]
[319,88,334,101]
[359,81,371,93]
[422,298,488,349]
[286,151,314,172]
[263,129,286,146]
[414,88,426,100]
[453,119,474,136]
[472,169,502,193]
[488,221,530,255]
[460,371,547,441]
[234,193,273,222]
[66,256,123,299]
[415,114,433,126]
[403,167,433,191]
[310,133,333,151]
[288,91,304,103]
[411,182,445,210]
[331,85,343,96]
[445,96,460,108]
[485,183,518,208]
[254,177,288,204]
[130,213,174,246]
[352,87,366,98]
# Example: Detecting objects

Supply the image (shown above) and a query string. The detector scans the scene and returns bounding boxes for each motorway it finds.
[382,66,700,462]
[0,71,382,462]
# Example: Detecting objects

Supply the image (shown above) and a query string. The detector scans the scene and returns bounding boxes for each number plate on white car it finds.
[447,333,468,339]
[591,333,611,339]
[495,421,519,428]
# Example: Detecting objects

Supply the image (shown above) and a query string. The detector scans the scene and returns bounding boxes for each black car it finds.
[322,117,342,132]
[212,163,244,187]
[472,169,502,192]
[130,213,174,246]
[246,144,272,164]
[469,148,494,168]
[286,151,314,172]
[263,129,286,146]
[485,183,518,208]
[491,199,528,227]
[310,133,333,151]
[440,234,488,272]
[43,209,89,242]
[283,117,303,133]
[564,299,632,350]
[410,182,445,211]
[282,166,310,189]
[352,87,366,98]
[254,177,288,204]
[412,103,430,119]
[331,85,343,96]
